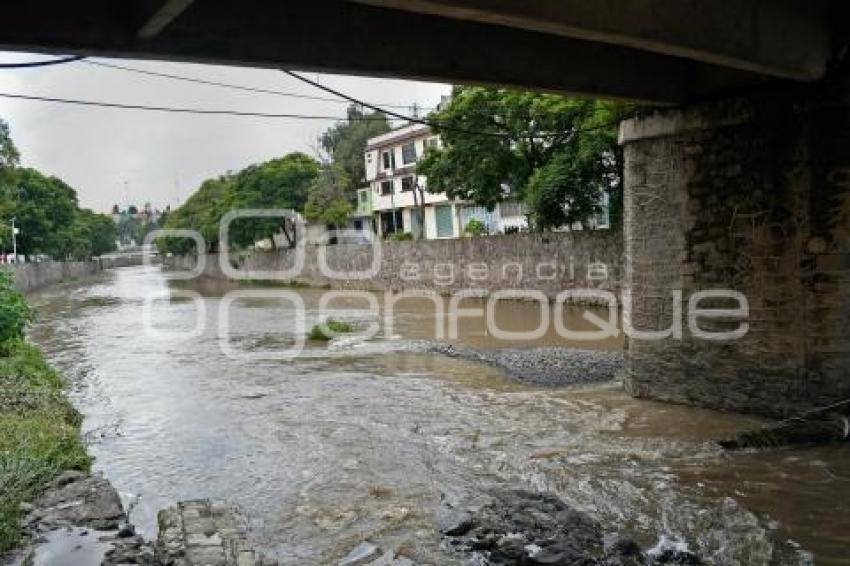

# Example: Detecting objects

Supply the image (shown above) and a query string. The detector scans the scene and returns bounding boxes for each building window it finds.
[401,142,417,165]
[423,137,439,150]
[499,201,525,218]
[401,176,414,192]
[381,150,394,170]
[594,192,611,229]
[359,190,368,204]
[380,180,393,196]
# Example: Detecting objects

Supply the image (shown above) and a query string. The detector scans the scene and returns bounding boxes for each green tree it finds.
[418,87,628,230]
[226,152,320,249]
[77,209,117,257]
[0,119,19,191]
[304,164,354,227]
[320,105,390,191]
[0,119,113,260]
[11,169,78,258]
[158,153,320,254]
[0,119,20,249]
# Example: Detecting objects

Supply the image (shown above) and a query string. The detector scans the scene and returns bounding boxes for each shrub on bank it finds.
[0,272,32,351]
[0,275,89,552]
[463,218,487,237]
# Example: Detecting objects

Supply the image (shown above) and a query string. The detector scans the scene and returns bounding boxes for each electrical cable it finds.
[0,91,393,121]
[0,55,85,69]
[281,69,633,139]
[283,69,510,138]
[84,59,435,111]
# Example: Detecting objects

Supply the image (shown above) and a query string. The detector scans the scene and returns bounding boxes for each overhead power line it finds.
[0,91,395,121]
[84,59,435,111]
[280,70,629,139]
[0,54,85,69]
[282,69,511,139]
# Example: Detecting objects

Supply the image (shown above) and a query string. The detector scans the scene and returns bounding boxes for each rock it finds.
[30,472,125,531]
[155,499,273,565]
[103,539,158,566]
[653,549,703,564]
[117,522,135,538]
[529,540,594,565]
[439,489,701,566]
[719,404,850,449]
[50,470,87,488]
[366,550,416,565]
[435,506,475,537]
[339,542,381,565]
[18,502,34,513]
[600,534,644,565]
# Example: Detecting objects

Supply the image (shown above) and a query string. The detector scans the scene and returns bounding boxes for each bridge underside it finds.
[1,1,848,416]
[0,0,845,104]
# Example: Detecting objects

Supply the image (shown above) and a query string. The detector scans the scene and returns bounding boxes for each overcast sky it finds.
[0,52,450,213]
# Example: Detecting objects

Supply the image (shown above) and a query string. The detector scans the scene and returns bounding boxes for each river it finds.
[27,265,849,565]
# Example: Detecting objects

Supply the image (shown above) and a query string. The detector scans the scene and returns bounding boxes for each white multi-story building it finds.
[359,123,531,239]
[359,123,462,239]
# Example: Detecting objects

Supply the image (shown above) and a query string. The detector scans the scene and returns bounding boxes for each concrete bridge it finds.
[2,0,848,416]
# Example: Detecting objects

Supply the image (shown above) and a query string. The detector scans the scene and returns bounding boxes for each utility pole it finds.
[10,217,18,263]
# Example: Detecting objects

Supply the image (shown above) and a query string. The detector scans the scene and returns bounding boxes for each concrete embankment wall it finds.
[165,231,624,297]
[2,255,146,293]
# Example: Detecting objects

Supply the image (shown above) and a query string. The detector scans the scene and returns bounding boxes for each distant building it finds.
[362,123,461,239]
[361,123,531,240]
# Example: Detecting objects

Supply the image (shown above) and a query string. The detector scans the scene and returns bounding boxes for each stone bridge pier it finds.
[618,71,850,417]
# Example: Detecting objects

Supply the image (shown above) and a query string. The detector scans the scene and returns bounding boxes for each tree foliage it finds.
[320,106,390,191]
[304,164,353,227]
[0,118,117,260]
[0,119,20,190]
[0,168,116,260]
[158,152,320,254]
[418,87,629,230]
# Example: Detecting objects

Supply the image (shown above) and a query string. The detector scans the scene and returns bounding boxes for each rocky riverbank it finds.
[437,488,702,565]
[8,470,155,565]
[8,471,280,566]
[398,341,625,387]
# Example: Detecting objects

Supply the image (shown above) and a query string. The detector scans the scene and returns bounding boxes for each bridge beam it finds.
[0,0,785,104]
[350,0,833,81]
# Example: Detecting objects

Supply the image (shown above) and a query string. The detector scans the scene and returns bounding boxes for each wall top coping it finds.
[618,99,754,145]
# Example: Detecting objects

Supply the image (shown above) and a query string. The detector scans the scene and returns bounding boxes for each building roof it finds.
[366,123,432,151]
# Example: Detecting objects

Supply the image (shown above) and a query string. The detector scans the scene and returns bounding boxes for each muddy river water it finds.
[27,265,849,565]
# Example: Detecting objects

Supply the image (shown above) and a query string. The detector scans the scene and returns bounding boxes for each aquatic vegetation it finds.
[307,318,355,341]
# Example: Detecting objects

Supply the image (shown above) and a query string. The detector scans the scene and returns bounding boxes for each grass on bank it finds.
[0,273,90,553]
[307,318,355,341]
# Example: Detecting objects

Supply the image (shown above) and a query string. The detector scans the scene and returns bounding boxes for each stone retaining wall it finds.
[619,78,850,417]
[165,231,624,298]
[1,254,147,293]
